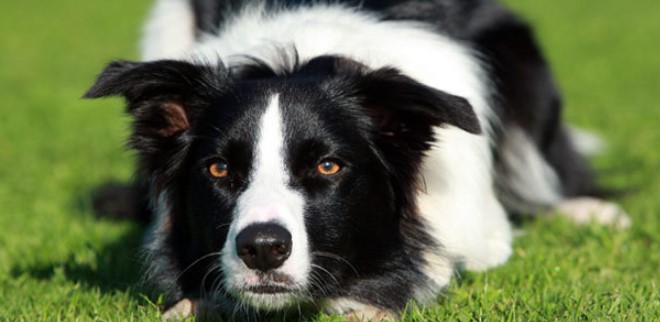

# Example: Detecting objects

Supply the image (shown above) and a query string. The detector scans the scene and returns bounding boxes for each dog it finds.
[85,0,631,320]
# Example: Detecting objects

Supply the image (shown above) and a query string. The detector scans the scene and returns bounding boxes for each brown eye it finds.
[317,160,342,175]
[209,160,229,178]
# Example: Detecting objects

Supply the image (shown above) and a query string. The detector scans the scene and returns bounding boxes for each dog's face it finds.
[85,56,480,311]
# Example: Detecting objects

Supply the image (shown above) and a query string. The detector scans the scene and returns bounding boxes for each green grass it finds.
[0,0,658,320]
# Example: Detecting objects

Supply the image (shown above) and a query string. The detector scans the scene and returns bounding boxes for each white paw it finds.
[324,298,398,321]
[162,298,195,321]
[345,308,397,322]
[461,238,512,271]
[555,197,631,229]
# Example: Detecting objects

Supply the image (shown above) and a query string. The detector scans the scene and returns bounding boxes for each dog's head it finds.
[85,56,480,312]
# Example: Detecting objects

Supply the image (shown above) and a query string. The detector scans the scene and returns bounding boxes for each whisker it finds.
[312,251,359,277]
[209,267,227,299]
[200,261,222,299]
[231,291,245,321]
[174,251,223,283]
[310,263,341,290]
[307,274,330,301]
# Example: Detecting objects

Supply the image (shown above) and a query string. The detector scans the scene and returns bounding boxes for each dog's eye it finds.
[317,159,342,176]
[208,160,229,178]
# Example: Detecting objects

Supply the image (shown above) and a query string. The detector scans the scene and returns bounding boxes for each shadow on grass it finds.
[10,187,154,301]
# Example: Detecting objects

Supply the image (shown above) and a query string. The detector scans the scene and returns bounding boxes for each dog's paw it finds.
[325,298,398,321]
[344,308,397,322]
[162,298,195,321]
[461,238,512,271]
[555,197,631,229]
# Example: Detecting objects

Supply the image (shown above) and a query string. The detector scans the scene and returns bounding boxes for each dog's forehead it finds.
[202,78,354,144]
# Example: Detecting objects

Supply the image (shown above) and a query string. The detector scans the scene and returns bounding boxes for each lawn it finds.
[0,0,658,321]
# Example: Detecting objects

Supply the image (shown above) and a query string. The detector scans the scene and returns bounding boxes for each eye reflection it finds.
[317,159,342,175]
[209,160,229,178]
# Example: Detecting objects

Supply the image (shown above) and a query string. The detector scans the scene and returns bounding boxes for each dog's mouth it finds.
[243,271,297,294]
[246,284,293,294]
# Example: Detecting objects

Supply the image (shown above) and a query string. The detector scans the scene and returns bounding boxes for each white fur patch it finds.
[418,128,512,275]
[567,126,606,157]
[220,94,310,308]
[141,0,196,61]
[187,5,494,129]
[556,197,631,229]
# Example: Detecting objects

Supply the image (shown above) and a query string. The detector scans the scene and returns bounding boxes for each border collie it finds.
[85,0,631,320]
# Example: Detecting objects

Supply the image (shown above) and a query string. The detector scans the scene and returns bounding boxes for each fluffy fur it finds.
[86,0,630,320]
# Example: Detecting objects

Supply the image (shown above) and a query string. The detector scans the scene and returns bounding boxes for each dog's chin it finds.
[239,288,301,310]
[228,272,307,310]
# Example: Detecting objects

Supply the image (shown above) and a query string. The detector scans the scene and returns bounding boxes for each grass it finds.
[0,0,658,320]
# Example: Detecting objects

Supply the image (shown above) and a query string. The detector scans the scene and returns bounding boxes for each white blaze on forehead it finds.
[222,94,310,295]
[234,94,305,231]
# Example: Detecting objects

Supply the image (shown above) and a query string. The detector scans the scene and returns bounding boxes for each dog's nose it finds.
[235,223,292,271]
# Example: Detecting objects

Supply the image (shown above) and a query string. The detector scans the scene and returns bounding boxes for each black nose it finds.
[235,223,292,271]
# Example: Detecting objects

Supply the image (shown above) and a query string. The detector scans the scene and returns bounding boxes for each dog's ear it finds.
[304,56,481,148]
[351,67,481,196]
[85,60,226,181]
[85,60,226,138]
[348,65,481,154]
